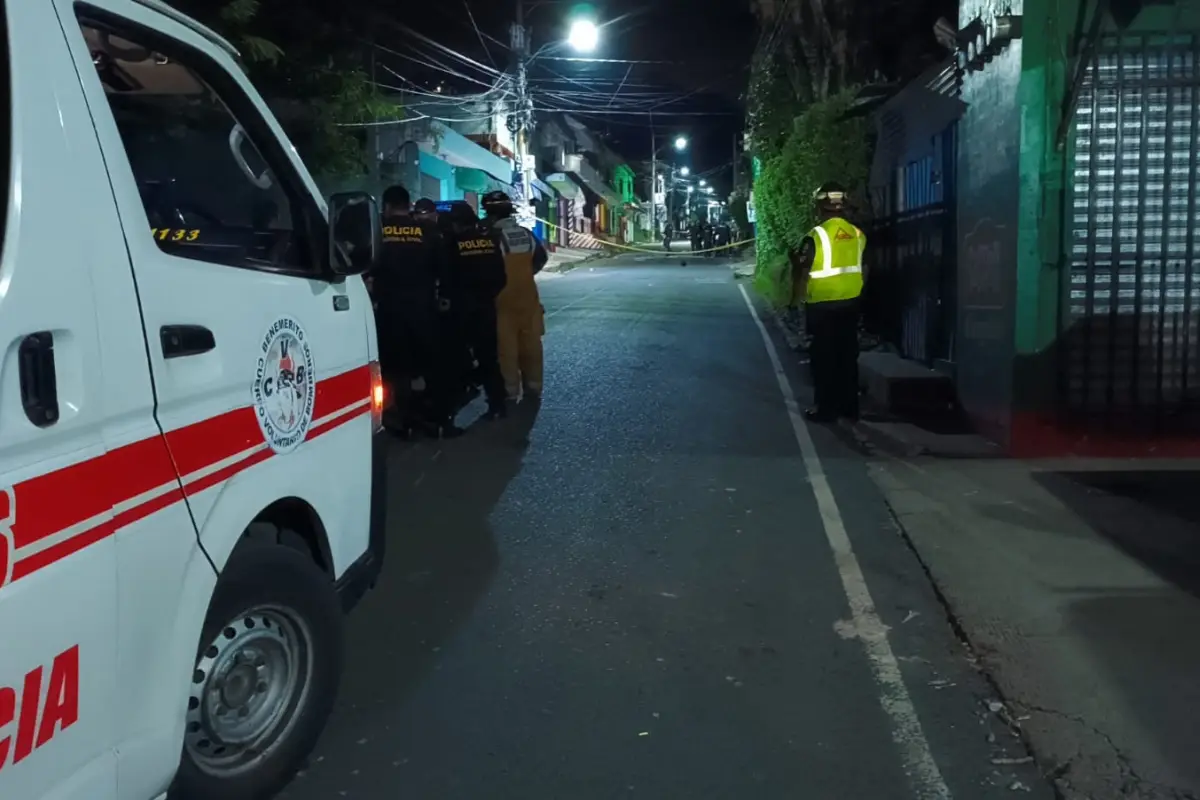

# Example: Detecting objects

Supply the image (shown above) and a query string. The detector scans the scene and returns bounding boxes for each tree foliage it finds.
[743,0,883,306]
[750,90,870,307]
[216,0,283,64]
[745,55,801,161]
[168,0,401,178]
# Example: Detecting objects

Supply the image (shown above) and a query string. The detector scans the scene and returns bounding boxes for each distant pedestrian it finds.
[791,182,866,423]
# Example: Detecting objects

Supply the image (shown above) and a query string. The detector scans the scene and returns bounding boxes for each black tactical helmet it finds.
[413,197,438,216]
[482,190,514,217]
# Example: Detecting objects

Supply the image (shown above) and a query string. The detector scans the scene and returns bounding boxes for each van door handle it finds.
[18,332,59,427]
[161,325,215,359]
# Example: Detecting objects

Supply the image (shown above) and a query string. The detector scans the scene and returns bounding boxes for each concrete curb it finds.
[542,249,613,274]
[850,419,1001,459]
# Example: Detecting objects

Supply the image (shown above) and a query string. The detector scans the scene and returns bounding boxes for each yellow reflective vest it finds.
[805,216,866,304]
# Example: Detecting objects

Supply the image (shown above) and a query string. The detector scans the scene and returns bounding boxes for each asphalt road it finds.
[281,256,1052,800]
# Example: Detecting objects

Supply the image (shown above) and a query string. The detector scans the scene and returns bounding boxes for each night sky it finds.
[390,0,759,197]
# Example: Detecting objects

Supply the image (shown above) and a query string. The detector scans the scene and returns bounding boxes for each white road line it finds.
[738,284,951,800]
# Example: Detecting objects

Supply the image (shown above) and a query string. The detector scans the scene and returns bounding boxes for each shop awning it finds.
[531,175,556,200]
[570,168,622,208]
[545,173,583,201]
[414,120,514,185]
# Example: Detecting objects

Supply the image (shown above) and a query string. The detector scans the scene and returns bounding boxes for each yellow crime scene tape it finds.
[534,218,752,257]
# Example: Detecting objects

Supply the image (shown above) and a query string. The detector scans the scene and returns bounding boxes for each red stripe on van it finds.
[1,365,373,588]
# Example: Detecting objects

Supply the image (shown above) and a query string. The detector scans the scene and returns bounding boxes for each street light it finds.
[680,166,690,176]
[674,135,688,151]
[699,179,706,187]
[567,19,600,52]
[704,185,713,194]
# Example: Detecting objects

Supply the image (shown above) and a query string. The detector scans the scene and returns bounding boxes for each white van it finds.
[0,1,387,798]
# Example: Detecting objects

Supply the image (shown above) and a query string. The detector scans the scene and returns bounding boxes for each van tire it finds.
[170,539,344,800]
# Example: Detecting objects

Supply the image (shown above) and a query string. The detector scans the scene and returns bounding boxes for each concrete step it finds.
[858,351,957,417]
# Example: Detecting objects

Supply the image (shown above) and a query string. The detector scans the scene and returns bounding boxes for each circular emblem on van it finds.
[0,487,15,589]
[253,317,316,455]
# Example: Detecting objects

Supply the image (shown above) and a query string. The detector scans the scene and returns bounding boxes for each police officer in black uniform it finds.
[443,201,508,419]
[373,186,463,438]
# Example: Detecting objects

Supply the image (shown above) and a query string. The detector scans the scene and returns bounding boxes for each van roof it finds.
[130,0,241,60]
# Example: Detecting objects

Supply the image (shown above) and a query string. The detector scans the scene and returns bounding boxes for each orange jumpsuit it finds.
[492,217,546,397]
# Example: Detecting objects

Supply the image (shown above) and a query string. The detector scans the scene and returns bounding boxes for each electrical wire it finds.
[461,0,498,68]
[378,62,509,105]
[371,17,728,118]
[382,21,506,79]
[374,42,502,91]
[359,17,742,175]
[534,106,737,117]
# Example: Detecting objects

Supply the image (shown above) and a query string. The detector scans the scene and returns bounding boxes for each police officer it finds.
[482,190,548,400]
[444,201,508,419]
[414,198,479,411]
[374,186,463,438]
[792,182,866,422]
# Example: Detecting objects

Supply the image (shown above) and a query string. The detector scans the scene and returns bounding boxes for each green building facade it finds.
[955,0,1200,454]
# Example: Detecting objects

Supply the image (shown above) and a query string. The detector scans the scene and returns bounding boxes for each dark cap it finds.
[413,198,438,215]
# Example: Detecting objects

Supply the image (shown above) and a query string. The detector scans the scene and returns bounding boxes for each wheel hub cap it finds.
[183,607,313,777]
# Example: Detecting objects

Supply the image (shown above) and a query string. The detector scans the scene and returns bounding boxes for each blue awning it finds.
[531,175,556,200]
[417,120,513,185]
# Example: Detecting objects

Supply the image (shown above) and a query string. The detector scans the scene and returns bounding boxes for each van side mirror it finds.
[328,191,380,276]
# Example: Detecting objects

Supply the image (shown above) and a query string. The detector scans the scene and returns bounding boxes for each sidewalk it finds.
[542,245,607,274]
[867,456,1200,800]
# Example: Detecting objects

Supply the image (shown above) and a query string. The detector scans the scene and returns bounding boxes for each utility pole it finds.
[511,0,535,228]
[649,112,657,238]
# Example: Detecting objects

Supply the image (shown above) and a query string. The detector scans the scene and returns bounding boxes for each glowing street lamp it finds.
[704,185,713,194]
[680,166,690,176]
[674,135,689,151]
[699,179,707,187]
[567,18,600,52]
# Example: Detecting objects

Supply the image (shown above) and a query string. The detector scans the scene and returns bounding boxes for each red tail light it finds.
[369,360,385,433]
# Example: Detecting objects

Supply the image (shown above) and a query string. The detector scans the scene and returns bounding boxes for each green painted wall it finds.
[613,164,637,204]
[1013,0,1200,408]
[956,0,1200,445]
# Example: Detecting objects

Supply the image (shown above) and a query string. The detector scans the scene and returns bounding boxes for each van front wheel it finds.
[170,540,344,800]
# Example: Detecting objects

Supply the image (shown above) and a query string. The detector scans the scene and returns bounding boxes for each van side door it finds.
[0,1,122,798]
[52,2,376,796]
[57,2,376,574]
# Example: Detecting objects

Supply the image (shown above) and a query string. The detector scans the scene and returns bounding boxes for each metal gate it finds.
[1065,34,1200,426]
[863,204,956,364]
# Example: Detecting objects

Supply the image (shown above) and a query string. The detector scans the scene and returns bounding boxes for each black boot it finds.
[804,407,836,423]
